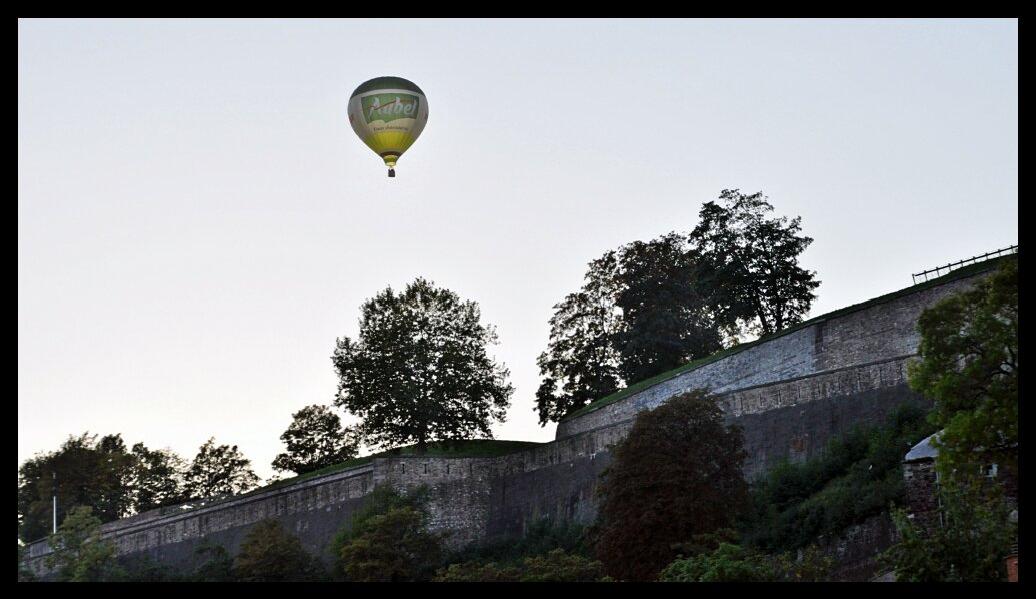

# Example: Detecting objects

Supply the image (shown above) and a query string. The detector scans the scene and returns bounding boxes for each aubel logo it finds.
[362,93,420,124]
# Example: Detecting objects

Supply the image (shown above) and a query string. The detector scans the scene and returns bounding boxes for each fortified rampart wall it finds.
[22,260,1004,579]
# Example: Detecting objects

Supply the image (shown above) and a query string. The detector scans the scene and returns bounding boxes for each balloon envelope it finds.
[348,76,428,176]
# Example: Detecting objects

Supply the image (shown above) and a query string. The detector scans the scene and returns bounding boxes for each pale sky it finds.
[19,19,1018,480]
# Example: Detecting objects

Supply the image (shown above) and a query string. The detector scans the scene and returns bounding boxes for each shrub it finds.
[233,519,325,581]
[593,389,749,581]
[332,485,442,581]
[739,403,937,552]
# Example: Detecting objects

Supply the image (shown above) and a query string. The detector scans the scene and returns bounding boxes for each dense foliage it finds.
[182,438,260,500]
[534,251,624,425]
[739,403,937,553]
[330,485,443,581]
[879,259,1019,581]
[129,443,187,513]
[271,404,361,475]
[19,433,139,542]
[446,517,590,566]
[881,477,1015,581]
[44,506,124,582]
[434,549,610,582]
[536,189,819,424]
[659,540,833,582]
[232,519,325,581]
[189,543,236,582]
[689,189,820,338]
[908,257,1018,477]
[592,389,749,581]
[332,278,513,451]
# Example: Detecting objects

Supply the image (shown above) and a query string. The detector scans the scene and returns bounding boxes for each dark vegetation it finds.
[18,193,1015,582]
[880,257,1018,581]
[592,390,749,581]
[536,189,819,424]
[739,402,938,553]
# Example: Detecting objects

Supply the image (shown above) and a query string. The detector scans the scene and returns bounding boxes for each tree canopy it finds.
[182,438,259,500]
[271,404,361,475]
[536,189,819,424]
[592,389,749,581]
[689,189,819,338]
[18,433,136,543]
[908,257,1018,477]
[332,278,513,451]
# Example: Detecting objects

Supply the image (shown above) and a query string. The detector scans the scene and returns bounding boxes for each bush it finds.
[880,477,1016,581]
[445,518,590,566]
[190,542,235,582]
[593,390,749,581]
[233,519,325,581]
[434,561,522,582]
[434,549,609,582]
[332,485,442,581]
[659,543,833,582]
[740,403,937,552]
[45,506,125,582]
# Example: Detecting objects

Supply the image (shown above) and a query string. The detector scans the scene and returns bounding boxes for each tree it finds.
[182,438,259,500]
[535,251,624,425]
[44,506,124,582]
[593,389,749,581]
[18,432,135,543]
[908,258,1018,477]
[271,405,361,475]
[332,485,442,581]
[612,233,724,383]
[881,477,1015,581]
[332,278,513,452]
[233,519,325,581]
[535,234,728,424]
[690,189,820,338]
[130,443,187,513]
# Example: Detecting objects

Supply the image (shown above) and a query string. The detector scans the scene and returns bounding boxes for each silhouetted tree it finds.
[182,438,259,500]
[332,278,513,452]
[271,405,361,475]
[535,232,730,424]
[612,233,724,383]
[690,189,820,338]
[18,433,135,543]
[129,443,187,512]
[593,390,749,581]
[535,251,623,424]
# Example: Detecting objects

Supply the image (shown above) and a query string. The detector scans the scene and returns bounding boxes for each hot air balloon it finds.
[348,76,428,177]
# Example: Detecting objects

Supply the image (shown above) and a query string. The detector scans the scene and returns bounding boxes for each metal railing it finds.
[912,244,1017,285]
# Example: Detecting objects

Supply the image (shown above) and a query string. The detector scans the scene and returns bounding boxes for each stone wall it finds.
[22,261,1003,578]
[555,273,984,439]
